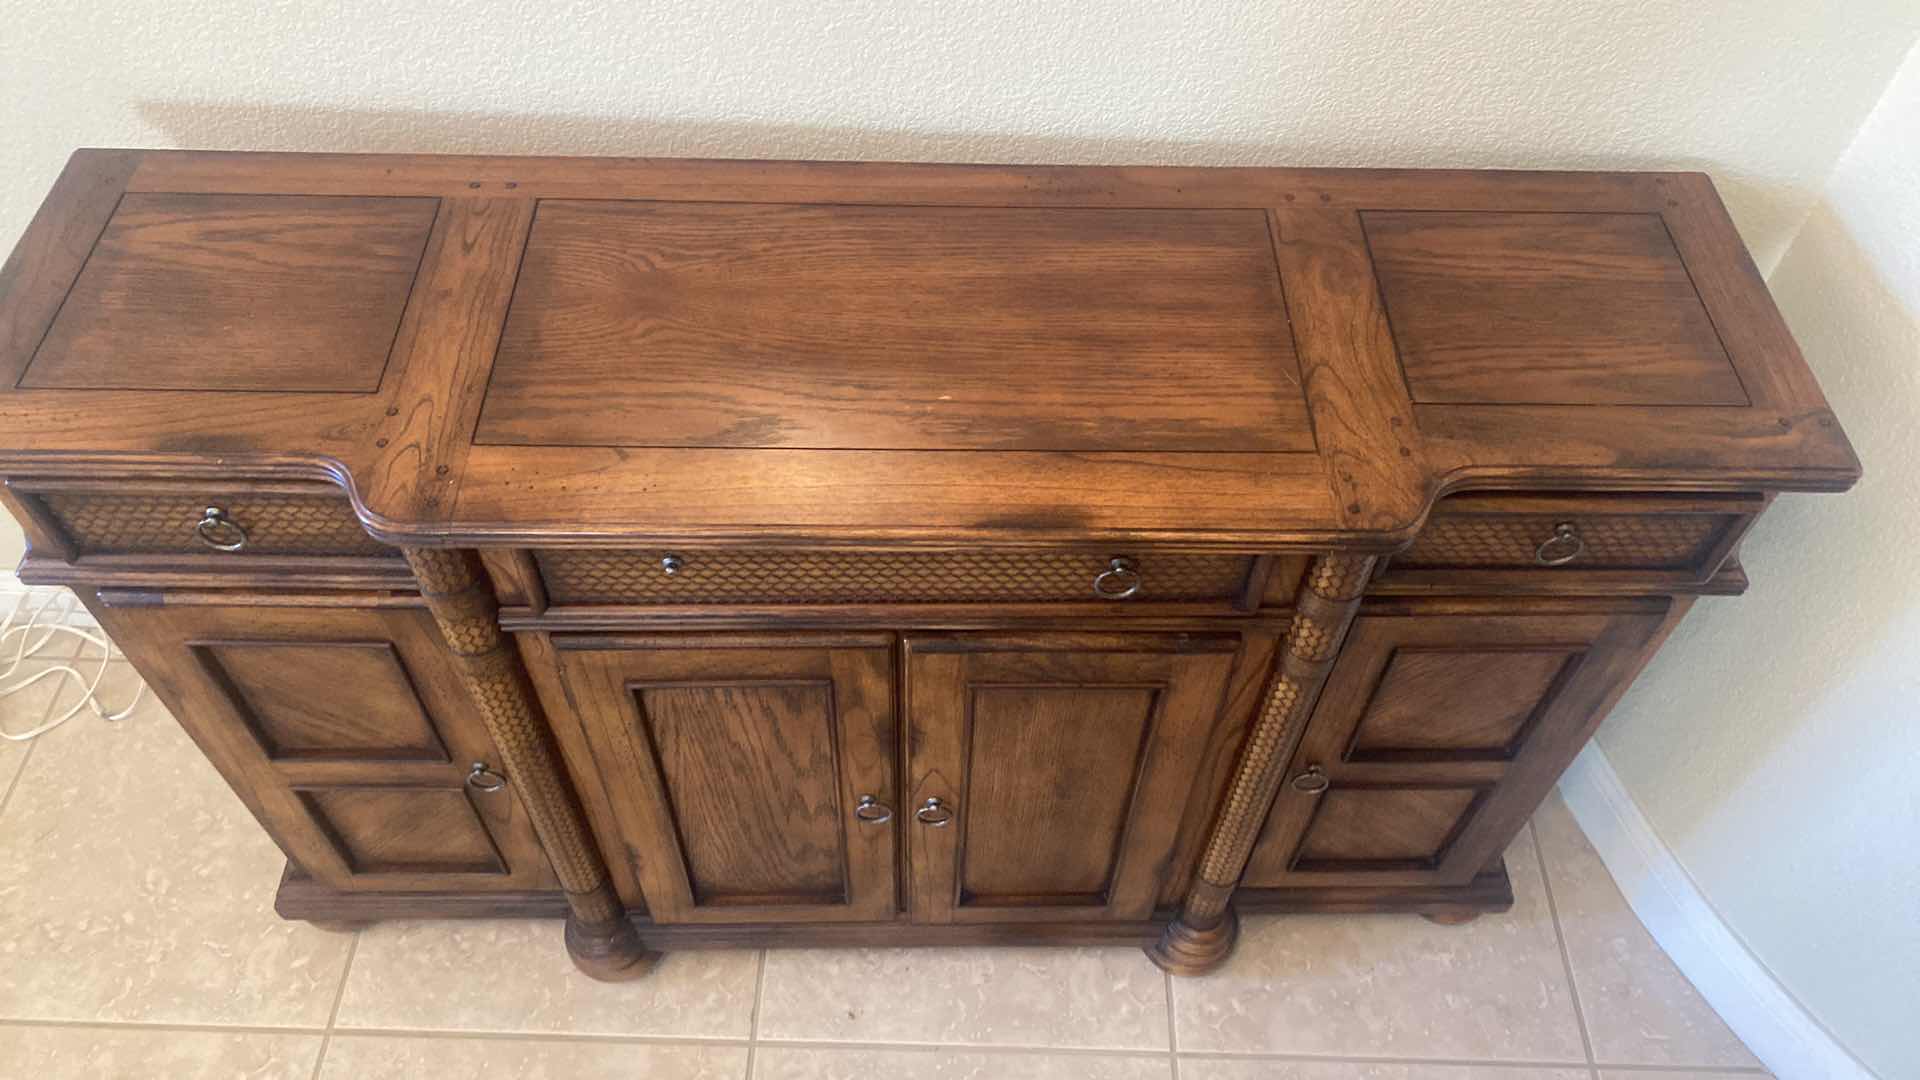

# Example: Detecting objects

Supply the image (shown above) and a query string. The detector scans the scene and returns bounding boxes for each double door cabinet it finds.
[0,153,1857,978]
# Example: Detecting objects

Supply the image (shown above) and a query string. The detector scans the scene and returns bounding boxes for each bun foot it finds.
[1422,910,1482,926]
[306,919,375,933]
[1146,907,1239,976]
[565,915,659,982]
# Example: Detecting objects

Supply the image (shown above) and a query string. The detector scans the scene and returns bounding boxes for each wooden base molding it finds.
[1146,907,1240,976]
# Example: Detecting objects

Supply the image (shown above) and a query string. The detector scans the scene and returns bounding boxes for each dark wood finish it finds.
[1241,600,1667,888]
[24,194,436,392]
[1365,211,1746,407]
[0,153,1858,980]
[479,202,1312,454]
[88,598,557,893]
[905,633,1238,923]
[554,633,897,924]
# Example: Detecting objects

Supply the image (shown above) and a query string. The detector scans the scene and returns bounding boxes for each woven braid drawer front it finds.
[534,549,1259,607]
[36,489,392,559]
[1386,493,1763,589]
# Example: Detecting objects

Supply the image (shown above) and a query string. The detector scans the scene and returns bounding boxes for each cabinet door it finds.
[904,633,1238,923]
[96,600,557,892]
[1242,605,1665,889]
[554,633,897,924]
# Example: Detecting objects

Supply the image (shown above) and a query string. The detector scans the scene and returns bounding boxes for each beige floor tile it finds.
[0,664,354,1025]
[319,1033,749,1078]
[757,946,1170,1050]
[1172,829,1584,1061]
[755,1045,1172,1078]
[0,1023,322,1079]
[1179,1062,1590,1080]
[1533,794,1760,1069]
[336,921,758,1037]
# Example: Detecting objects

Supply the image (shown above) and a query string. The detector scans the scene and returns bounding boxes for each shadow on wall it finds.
[1598,193,1915,847]
[131,99,1798,262]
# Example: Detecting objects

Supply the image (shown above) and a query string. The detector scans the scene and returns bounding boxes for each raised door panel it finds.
[93,601,557,893]
[1241,605,1665,889]
[905,634,1239,923]
[553,634,896,924]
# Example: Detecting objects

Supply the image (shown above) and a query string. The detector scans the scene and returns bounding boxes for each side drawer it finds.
[1380,493,1764,592]
[15,479,390,558]
[533,548,1264,609]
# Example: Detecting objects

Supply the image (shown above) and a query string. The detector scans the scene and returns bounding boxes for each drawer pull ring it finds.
[1091,556,1142,599]
[194,506,248,552]
[1534,523,1585,567]
[853,795,893,824]
[466,762,508,793]
[914,796,955,827]
[659,554,684,576]
[1291,765,1330,794]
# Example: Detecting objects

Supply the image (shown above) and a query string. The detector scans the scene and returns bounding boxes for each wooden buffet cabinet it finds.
[0,151,1858,980]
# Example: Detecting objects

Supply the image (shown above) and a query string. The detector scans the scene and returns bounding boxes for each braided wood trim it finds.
[535,548,1253,605]
[40,491,392,557]
[1179,552,1375,928]
[401,548,628,930]
[1400,511,1731,570]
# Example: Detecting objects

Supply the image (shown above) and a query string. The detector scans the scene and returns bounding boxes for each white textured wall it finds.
[1595,41,1920,1080]
[5,4,1920,1070]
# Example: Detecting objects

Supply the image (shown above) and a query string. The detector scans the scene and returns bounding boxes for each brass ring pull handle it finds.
[1534,522,1585,567]
[466,762,507,793]
[853,794,893,824]
[1291,765,1330,794]
[914,796,955,827]
[1091,557,1142,600]
[194,506,248,552]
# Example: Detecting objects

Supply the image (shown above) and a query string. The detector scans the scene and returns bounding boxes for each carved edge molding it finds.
[1148,552,1376,975]
[402,547,656,981]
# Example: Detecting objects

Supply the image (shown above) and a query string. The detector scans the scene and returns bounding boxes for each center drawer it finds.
[533,548,1262,608]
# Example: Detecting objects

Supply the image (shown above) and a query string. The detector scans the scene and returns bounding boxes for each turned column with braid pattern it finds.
[1148,552,1376,974]
[403,548,655,981]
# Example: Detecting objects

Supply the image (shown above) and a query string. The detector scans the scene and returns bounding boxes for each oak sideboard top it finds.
[0,150,1859,549]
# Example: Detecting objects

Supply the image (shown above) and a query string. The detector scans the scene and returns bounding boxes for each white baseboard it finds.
[1557,746,1876,1080]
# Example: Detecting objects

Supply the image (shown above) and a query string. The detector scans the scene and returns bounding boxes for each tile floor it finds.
[0,593,1768,1079]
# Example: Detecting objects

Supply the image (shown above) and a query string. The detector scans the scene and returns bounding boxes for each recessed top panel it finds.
[23,194,436,392]
[1364,211,1748,407]
[475,201,1311,452]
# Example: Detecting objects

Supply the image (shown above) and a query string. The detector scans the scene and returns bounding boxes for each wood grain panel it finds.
[24,194,437,392]
[476,201,1311,453]
[1348,648,1575,759]
[960,685,1156,905]
[1294,787,1480,865]
[554,636,897,923]
[1365,211,1747,407]
[299,786,505,875]
[199,641,448,762]
[634,681,847,905]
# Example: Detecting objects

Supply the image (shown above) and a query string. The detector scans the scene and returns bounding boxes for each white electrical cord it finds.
[0,590,145,741]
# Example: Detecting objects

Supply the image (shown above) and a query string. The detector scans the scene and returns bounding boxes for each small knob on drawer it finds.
[1534,523,1585,567]
[1291,765,1330,794]
[466,762,507,792]
[660,554,684,576]
[194,506,248,552]
[1091,556,1142,599]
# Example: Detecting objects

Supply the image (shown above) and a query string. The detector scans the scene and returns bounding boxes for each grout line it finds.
[1171,1049,1594,1067]
[1532,818,1600,1067]
[0,1017,327,1036]
[319,1027,752,1046]
[752,1039,1173,1057]
[308,932,360,1080]
[1165,969,1180,1079]
[745,949,767,1079]
[1585,1067,1771,1076]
